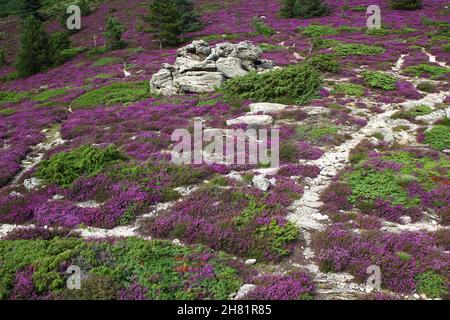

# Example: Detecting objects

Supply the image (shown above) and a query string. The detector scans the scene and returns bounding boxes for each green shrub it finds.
[333,83,365,96]
[403,64,450,79]
[424,125,450,151]
[221,63,322,105]
[361,71,397,90]
[15,16,52,77]
[280,0,329,19]
[104,15,125,51]
[0,90,29,105]
[36,144,127,186]
[334,43,385,56]
[49,31,71,66]
[0,50,6,66]
[416,271,447,299]
[57,274,119,300]
[295,124,339,143]
[416,81,437,93]
[396,251,412,261]
[391,0,422,10]
[366,28,391,36]
[307,54,340,73]
[93,57,121,67]
[392,105,433,121]
[258,43,285,52]
[443,43,450,53]
[71,81,151,109]
[251,17,276,36]
[300,24,338,37]
[0,108,16,117]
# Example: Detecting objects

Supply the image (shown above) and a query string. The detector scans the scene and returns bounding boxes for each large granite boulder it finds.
[150,40,274,95]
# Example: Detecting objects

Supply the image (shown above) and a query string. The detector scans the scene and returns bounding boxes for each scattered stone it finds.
[244,259,257,265]
[76,200,101,208]
[249,102,289,114]
[226,115,273,127]
[252,175,271,191]
[234,284,257,300]
[173,239,181,246]
[23,178,44,191]
[150,40,274,95]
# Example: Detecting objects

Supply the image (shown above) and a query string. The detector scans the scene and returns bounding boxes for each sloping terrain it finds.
[0,0,449,300]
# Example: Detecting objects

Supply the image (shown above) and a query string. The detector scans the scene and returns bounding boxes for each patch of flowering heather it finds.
[141,183,300,261]
[296,141,324,160]
[3,227,79,240]
[242,271,315,300]
[313,225,450,295]
[277,164,321,178]
[320,182,353,214]
[363,158,403,172]
[0,101,68,187]
[118,283,148,300]
[368,199,423,223]
[9,266,39,300]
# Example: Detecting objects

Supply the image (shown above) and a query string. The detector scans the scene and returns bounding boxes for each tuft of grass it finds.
[33,87,69,102]
[307,53,340,73]
[0,108,15,117]
[71,82,151,109]
[0,91,29,105]
[93,57,121,67]
[251,17,276,36]
[299,24,338,38]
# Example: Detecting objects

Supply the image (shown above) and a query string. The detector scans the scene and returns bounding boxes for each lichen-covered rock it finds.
[226,115,274,127]
[150,40,274,95]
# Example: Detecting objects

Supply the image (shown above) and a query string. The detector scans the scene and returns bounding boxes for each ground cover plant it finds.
[0,0,449,301]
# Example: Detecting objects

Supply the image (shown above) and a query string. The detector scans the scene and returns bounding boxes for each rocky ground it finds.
[0,0,449,300]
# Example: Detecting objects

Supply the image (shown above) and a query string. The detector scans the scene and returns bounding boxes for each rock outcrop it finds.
[150,40,274,95]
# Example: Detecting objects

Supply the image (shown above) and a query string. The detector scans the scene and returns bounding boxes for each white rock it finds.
[244,259,257,265]
[248,102,289,114]
[226,115,273,127]
[173,239,181,246]
[23,178,44,191]
[234,284,257,300]
[252,175,271,191]
[216,57,247,78]
[175,71,224,93]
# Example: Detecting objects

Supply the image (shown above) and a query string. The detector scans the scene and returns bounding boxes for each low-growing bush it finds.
[280,0,329,19]
[416,81,437,93]
[36,144,127,187]
[221,63,322,105]
[391,0,422,10]
[403,64,450,79]
[361,71,397,90]
[307,53,340,73]
[334,43,385,56]
[71,82,151,109]
[415,270,448,299]
[424,125,450,151]
[251,17,276,36]
[333,83,365,96]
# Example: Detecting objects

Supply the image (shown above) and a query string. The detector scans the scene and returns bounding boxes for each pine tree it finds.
[18,0,42,19]
[49,31,71,66]
[79,0,92,16]
[174,0,202,33]
[104,16,125,51]
[15,15,52,77]
[280,0,329,19]
[147,0,183,48]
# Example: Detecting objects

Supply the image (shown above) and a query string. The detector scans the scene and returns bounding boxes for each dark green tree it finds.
[15,15,52,77]
[147,0,183,48]
[49,31,71,65]
[104,16,125,51]
[174,0,202,32]
[18,0,42,19]
[391,0,422,10]
[280,0,329,18]
[78,0,92,16]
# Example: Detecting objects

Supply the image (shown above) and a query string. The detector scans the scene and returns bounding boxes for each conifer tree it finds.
[104,16,125,51]
[18,0,42,19]
[280,0,329,19]
[147,0,183,48]
[15,15,52,77]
